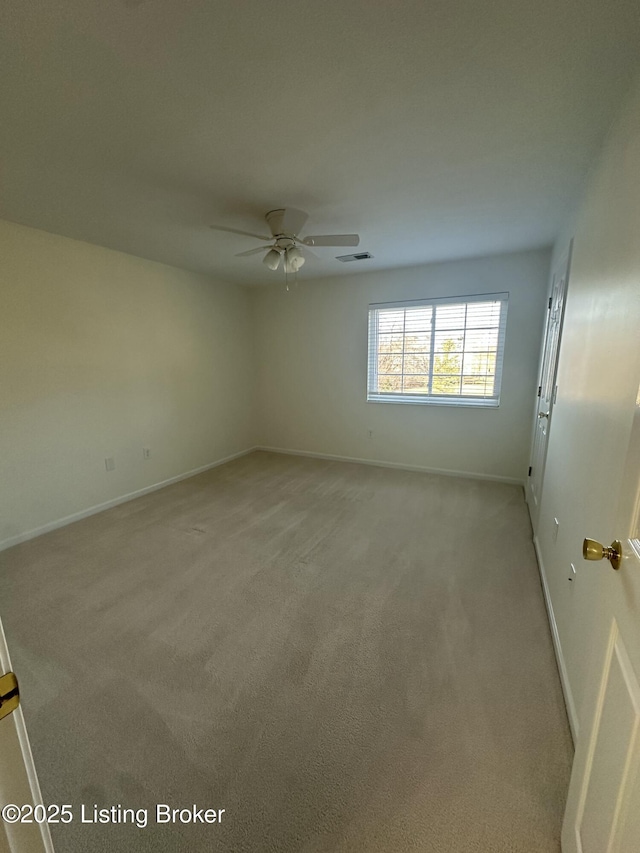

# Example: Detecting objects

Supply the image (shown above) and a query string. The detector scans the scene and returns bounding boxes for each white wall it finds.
[251,250,550,482]
[0,220,255,548]
[535,73,640,735]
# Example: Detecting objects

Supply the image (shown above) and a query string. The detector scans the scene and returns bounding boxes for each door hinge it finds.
[528,466,532,476]
[537,385,542,397]
[0,671,20,721]
[549,297,552,309]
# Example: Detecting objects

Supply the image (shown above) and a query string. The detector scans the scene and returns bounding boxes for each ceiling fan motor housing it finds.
[266,209,287,237]
[275,237,296,250]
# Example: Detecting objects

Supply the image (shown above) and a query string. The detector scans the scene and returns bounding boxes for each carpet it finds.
[0,451,572,851]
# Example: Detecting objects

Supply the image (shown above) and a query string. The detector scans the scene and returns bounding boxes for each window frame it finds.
[367,292,509,408]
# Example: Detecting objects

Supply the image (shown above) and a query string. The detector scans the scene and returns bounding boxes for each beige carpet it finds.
[0,451,572,852]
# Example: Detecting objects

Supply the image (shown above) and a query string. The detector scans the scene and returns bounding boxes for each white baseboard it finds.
[0,447,258,553]
[256,446,524,486]
[533,534,579,744]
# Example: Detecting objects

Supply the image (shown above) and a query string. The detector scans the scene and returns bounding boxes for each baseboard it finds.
[256,446,524,486]
[533,534,579,744]
[0,447,258,553]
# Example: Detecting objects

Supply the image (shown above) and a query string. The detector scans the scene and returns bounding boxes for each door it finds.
[527,243,571,531]
[0,617,52,852]
[562,379,640,852]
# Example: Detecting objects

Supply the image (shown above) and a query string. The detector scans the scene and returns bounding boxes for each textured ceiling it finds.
[1,0,639,285]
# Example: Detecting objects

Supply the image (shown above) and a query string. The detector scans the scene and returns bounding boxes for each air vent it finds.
[336,252,373,263]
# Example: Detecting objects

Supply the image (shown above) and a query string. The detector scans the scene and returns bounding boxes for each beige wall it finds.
[251,250,550,482]
[535,74,640,736]
[0,220,255,547]
[0,226,551,549]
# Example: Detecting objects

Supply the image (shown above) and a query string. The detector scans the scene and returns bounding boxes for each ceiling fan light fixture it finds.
[212,208,360,279]
[263,248,282,271]
[284,246,305,273]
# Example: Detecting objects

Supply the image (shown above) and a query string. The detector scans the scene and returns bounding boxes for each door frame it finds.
[0,617,53,852]
[526,241,572,531]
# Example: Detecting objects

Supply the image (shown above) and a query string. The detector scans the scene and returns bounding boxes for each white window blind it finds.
[367,293,508,407]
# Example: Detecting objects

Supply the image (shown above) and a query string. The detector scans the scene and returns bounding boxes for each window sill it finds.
[366,394,500,408]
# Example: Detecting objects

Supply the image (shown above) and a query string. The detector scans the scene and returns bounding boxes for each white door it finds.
[0,618,53,852]
[526,243,571,531]
[561,378,640,852]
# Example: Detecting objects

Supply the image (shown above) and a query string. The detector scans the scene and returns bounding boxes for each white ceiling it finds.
[1,0,639,286]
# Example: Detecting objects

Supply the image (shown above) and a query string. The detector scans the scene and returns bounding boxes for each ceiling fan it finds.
[210,208,359,272]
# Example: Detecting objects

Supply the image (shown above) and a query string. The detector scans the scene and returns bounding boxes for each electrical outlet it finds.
[105,457,115,472]
[553,517,559,543]
[143,447,151,460]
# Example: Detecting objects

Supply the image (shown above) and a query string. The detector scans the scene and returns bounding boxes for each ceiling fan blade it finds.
[210,225,272,241]
[235,246,271,257]
[281,208,309,236]
[302,234,360,247]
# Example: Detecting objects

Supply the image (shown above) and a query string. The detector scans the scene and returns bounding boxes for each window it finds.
[367,292,508,407]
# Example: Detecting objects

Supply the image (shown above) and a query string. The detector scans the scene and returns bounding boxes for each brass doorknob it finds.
[583,538,622,571]
[538,411,549,419]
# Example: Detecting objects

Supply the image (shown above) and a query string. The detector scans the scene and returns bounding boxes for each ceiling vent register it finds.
[336,252,373,262]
